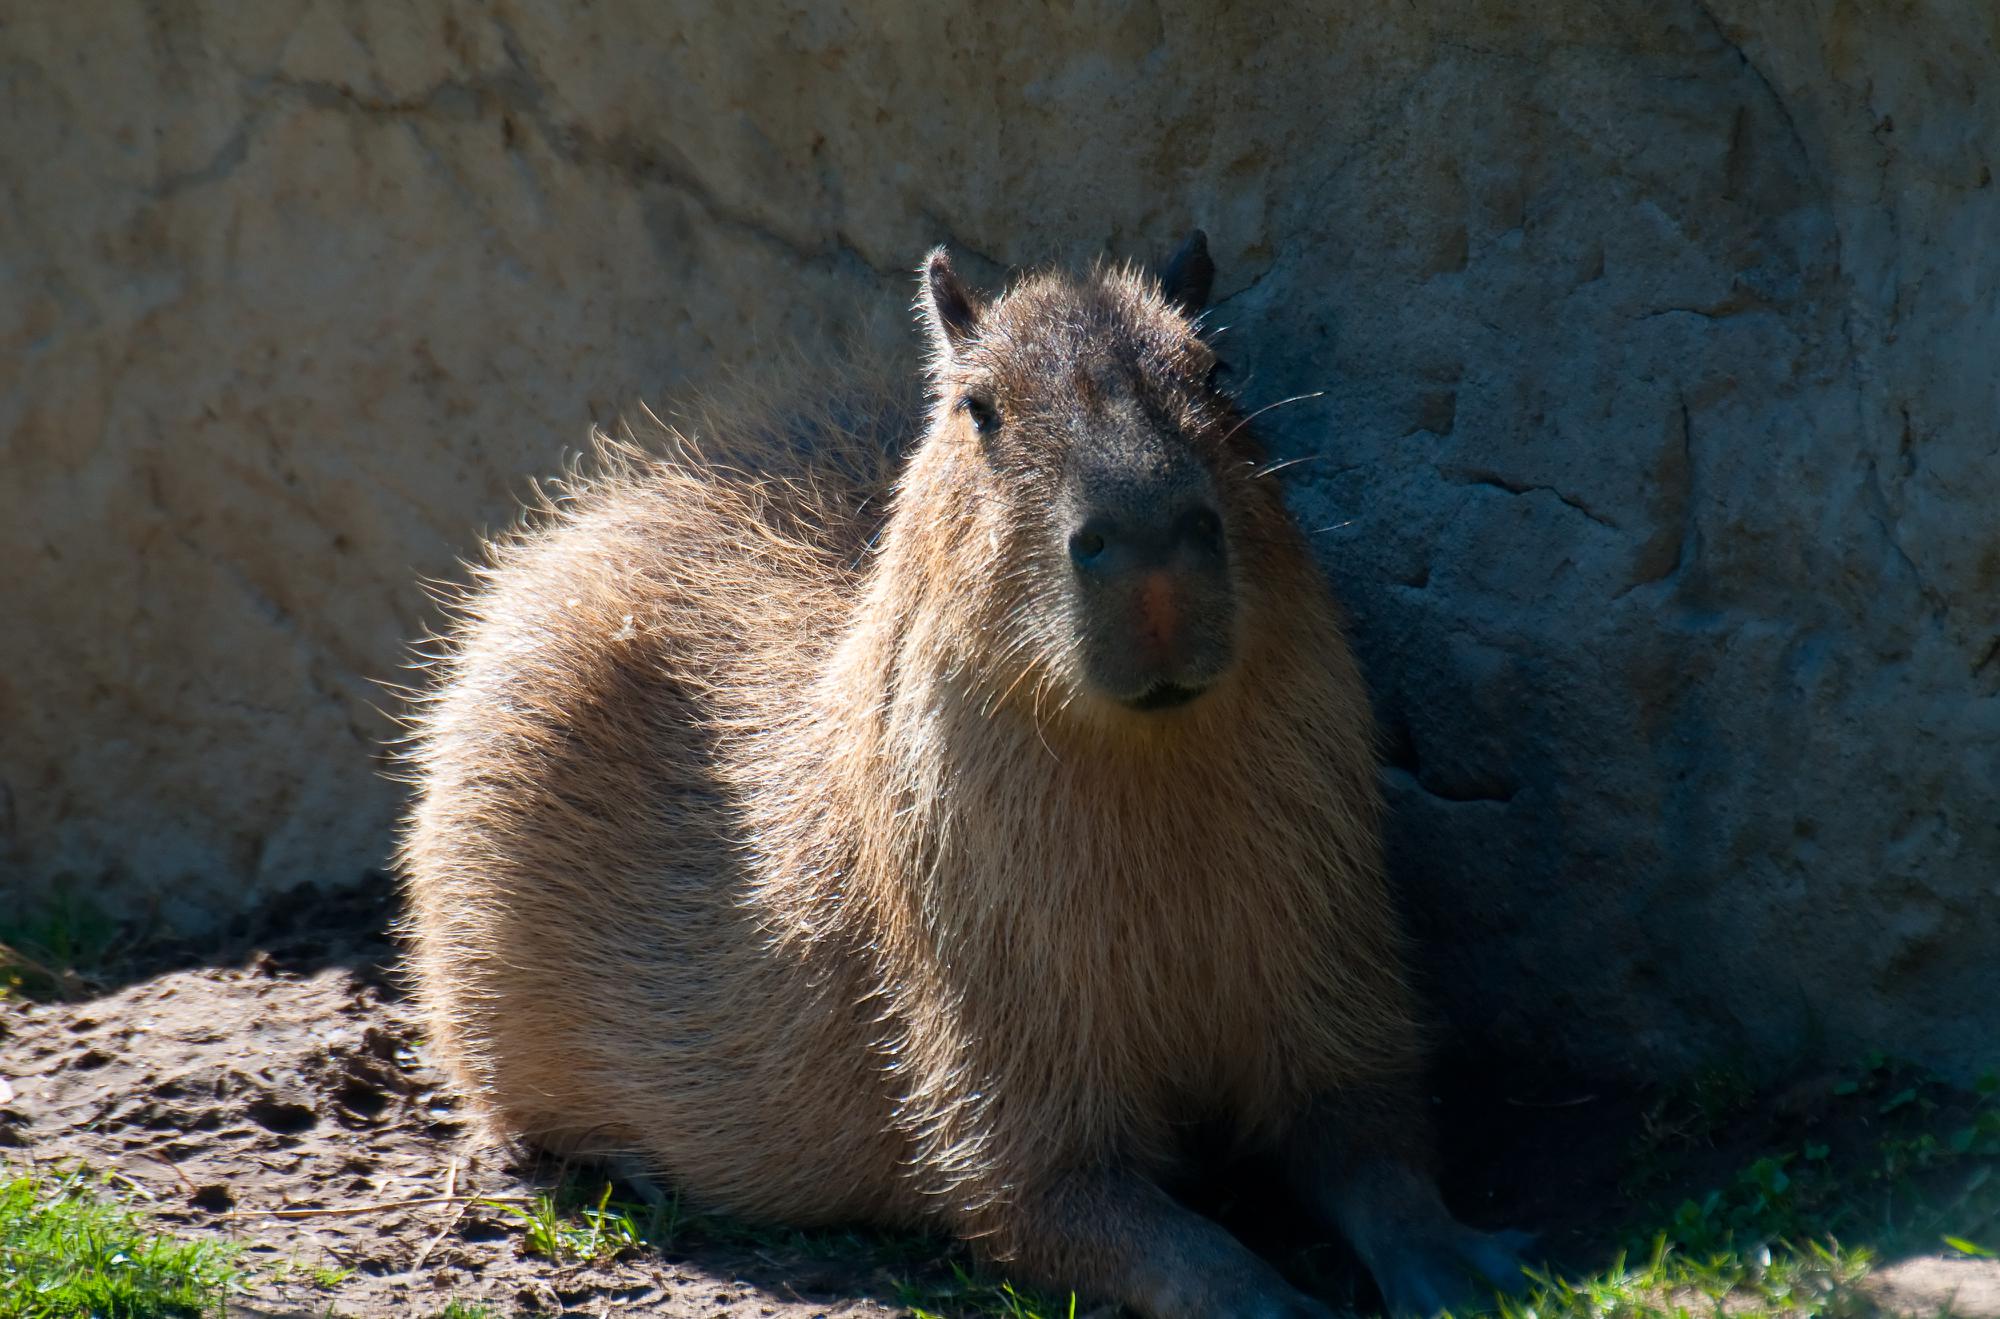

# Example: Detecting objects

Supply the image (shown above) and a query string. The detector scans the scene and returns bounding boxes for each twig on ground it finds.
[104,1169,159,1200]
[227,1193,531,1219]
[411,1156,472,1273]
[137,1149,201,1197]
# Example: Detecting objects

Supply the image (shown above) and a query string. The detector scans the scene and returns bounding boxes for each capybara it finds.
[399,233,1524,1318]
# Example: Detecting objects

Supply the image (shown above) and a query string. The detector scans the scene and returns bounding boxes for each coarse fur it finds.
[398,238,1520,1317]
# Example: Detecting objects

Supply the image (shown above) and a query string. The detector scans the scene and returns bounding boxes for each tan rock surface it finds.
[3,1,1995,1075]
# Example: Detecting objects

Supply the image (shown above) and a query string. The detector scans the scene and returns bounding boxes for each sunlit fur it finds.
[397,259,1422,1276]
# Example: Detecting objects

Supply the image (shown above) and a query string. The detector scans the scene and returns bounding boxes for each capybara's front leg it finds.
[993,1168,1334,1319]
[1285,1093,1529,1317]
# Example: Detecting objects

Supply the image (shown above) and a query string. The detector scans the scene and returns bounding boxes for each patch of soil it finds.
[1864,1257,2000,1319]
[4,878,1995,1317]
[0,894,916,1318]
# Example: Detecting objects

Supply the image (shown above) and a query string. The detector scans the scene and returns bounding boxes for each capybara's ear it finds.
[1157,229,1215,316]
[918,247,983,362]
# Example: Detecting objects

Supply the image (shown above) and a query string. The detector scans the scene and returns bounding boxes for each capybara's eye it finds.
[960,393,1002,435]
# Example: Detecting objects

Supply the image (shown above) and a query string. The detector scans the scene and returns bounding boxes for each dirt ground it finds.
[3,878,1995,1318]
[2,883,927,1317]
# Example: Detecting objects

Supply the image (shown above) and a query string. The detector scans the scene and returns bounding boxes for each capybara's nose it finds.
[1067,503,1226,579]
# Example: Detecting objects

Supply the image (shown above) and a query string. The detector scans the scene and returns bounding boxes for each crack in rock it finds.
[1441,466,1620,530]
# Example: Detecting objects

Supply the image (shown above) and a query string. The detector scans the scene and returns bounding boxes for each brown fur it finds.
[399,245,1510,1317]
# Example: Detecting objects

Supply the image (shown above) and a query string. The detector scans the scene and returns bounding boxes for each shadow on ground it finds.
[3,875,1996,1317]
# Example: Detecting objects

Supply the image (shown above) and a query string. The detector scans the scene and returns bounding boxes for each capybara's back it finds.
[401,237,1526,1319]
[399,389,917,1223]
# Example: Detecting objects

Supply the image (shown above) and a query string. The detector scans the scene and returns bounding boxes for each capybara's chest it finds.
[918,841,1331,1148]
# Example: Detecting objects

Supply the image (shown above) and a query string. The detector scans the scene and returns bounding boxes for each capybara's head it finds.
[912,232,1292,722]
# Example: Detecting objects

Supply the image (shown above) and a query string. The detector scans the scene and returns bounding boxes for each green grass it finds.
[0,1169,241,1318]
[9,1059,1989,1319]
[310,1262,357,1289]
[0,884,122,1000]
[482,1174,908,1266]
[469,1057,1996,1319]
[482,1173,1075,1318]
[1494,1057,2000,1319]
[0,1171,509,1319]
[1500,1234,1878,1319]
[899,1265,1076,1319]
[266,1249,358,1293]
[482,1179,700,1262]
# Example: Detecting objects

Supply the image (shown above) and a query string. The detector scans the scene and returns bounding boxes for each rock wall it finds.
[3,1,1994,1078]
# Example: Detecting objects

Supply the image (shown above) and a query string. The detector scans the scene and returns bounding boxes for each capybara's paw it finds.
[1372,1225,1534,1317]
[1223,1279,1339,1319]
[1139,1260,1340,1319]
[1186,1279,1337,1319]
[1240,1289,1341,1319]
